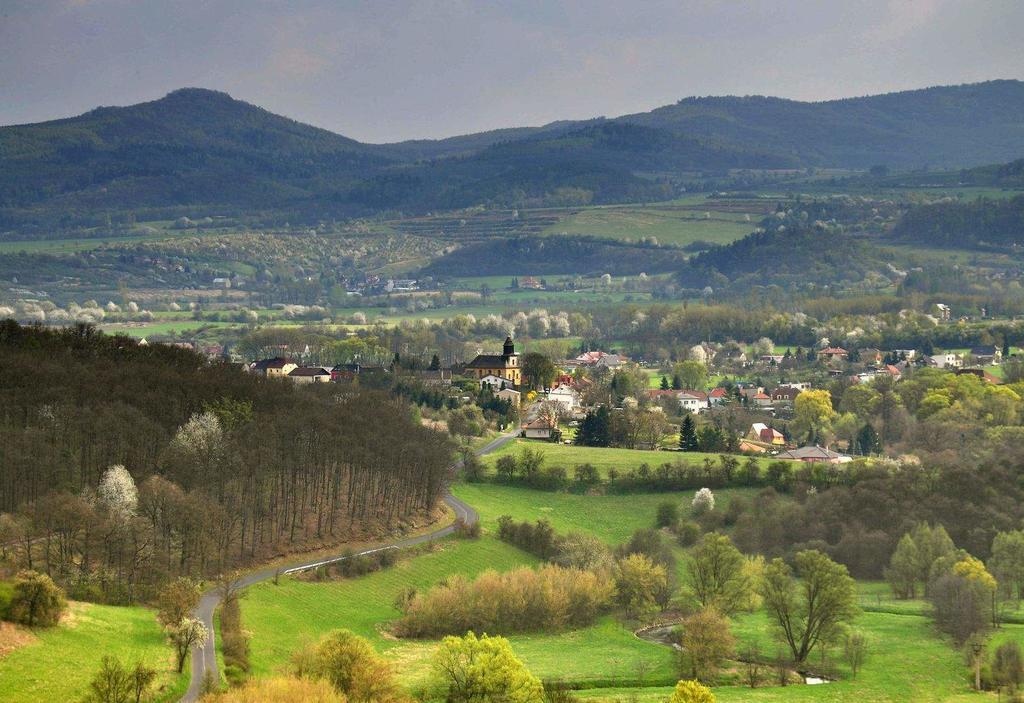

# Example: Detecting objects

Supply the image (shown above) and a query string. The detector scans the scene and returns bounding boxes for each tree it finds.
[686,534,753,616]
[84,656,157,703]
[990,530,1024,601]
[614,554,668,616]
[522,353,557,390]
[678,608,734,683]
[679,414,699,452]
[429,354,441,370]
[792,390,836,444]
[291,629,403,703]
[167,617,209,673]
[156,577,202,628]
[97,464,139,521]
[885,533,919,599]
[992,641,1024,693]
[691,488,715,516]
[656,502,679,529]
[671,374,683,390]
[760,550,858,663]
[496,455,517,483]
[8,569,65,627]
[675,361,708,391]
[432,632,544,703]
[667,679,716,703]
[855,423,880,455]
[843,630,868,679]
[660,375,670,390]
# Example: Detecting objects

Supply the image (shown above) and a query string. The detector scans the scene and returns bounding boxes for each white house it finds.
[522,417,556,440]
[288,366,332,384]
[479,374,516,391]
[929,353,963,369]
[678,391,708,414]
[547,385,581,412]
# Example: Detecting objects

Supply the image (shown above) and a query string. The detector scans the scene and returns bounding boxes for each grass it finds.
[453,482,752,545]
[478,439,784,481]
[0,601,188,703]
[543,206,756,248]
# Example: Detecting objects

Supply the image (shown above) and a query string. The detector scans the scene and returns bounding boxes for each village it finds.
[240,331,1012,465]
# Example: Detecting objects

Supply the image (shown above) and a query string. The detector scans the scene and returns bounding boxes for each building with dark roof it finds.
[465,336,521,387]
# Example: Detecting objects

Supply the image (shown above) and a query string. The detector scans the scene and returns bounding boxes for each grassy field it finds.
[478,439,785,481]
[0,601,188,703]
[543,206,756,248]
[452,481,752,545]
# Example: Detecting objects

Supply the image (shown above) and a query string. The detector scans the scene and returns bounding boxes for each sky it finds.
[1,0,1022,143]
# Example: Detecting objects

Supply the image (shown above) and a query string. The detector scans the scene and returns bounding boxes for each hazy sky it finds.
[2,0,1022,143]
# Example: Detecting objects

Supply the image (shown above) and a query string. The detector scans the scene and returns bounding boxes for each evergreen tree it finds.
[429,354,441,370]
[592,405,611,447]
[679,413,699,451]
[856,423,881,455]
[660,375,670,390]
[672,374,683,390]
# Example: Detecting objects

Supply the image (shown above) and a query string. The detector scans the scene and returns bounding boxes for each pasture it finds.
[0,601,188,703]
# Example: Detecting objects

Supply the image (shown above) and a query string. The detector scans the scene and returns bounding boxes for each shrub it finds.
[613,554,668,616]
[675,521,702,547]
[292,629,403,702]
[573,463,599,486]
[8,569,65,627]
[432,632,543,703]
[206,676,346,702]
[668,678,716,703]
[395,565,614,637]
[554,532,611,571]
[221,594,251,684]
[454,519,481,539]
[497,516,559,559]
[691,488,715,515]
[656,502,680,529]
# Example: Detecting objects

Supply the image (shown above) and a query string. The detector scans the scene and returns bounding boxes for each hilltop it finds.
[2,81,1024,233]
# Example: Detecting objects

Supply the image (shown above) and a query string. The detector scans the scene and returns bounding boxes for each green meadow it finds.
[0,601,188,703]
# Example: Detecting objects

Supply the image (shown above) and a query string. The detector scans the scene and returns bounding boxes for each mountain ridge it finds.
[2,80,1023,232]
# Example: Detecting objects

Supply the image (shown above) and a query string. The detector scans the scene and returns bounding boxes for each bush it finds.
[573,463,599,486]
[691,488,715,515]
[292,629,403,702]
[497,516,559,559]
[675,521,702,547]
[8,569,65,627]
[395,565,614,637]
[454,518,481,539]
[207,676,346,702]
[656,502,680,529]
[221,594,251,684]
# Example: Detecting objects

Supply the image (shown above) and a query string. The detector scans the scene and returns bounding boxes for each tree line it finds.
[0,322,453,602]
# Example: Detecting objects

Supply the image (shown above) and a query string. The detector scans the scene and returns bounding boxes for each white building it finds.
[929,353,963,369]
[479,374,516,391]
[678,391,708,414]
[547,385,581,412]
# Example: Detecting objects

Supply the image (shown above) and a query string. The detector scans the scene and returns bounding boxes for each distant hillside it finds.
[420,235,687,277]
[678,226,887,291]
[2,80,1024,233]
[890,195,1024,250]
[617,80,1024,170]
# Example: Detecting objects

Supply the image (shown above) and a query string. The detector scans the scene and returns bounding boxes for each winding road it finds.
[181,429,516,702]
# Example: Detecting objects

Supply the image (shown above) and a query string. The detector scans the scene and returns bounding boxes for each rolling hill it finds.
[2,80,1023,233]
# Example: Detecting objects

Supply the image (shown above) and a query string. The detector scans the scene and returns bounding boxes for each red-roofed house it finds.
[818,347,849,361]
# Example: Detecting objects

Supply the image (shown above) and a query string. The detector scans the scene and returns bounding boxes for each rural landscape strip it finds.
[181,432,507,702]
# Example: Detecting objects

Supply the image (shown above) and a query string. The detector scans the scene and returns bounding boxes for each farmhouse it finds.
[775,445,852,464]
[250,357,297,377]
[929,353,963,369]
[770,386,802,404]
[466,336,521,387]
[818,347,849,362]
[749,422,785,446]
[522,416,557,440]
[288,366,332,384]
[970,345,1002,364]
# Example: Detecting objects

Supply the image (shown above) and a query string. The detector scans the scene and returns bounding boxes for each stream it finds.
[635,623,832,685]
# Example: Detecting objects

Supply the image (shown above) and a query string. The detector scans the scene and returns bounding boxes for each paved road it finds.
[181,428,517,702]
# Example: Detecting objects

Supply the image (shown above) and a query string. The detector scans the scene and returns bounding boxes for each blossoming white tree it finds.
[692,487,715,514]
[98,464,138,521]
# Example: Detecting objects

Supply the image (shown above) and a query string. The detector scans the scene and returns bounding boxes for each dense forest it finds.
[677,225,887,291]
[0,322,452,601]
[890,195,1024,249]
[3,81,1024,233]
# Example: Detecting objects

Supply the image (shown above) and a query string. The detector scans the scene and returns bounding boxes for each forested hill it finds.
[2,80,1024,232]
[677,225,887,291]
[0,321,452,597]
[889,195,1024,250]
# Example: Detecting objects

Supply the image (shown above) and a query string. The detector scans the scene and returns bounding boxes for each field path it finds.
[181,427,518,702]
